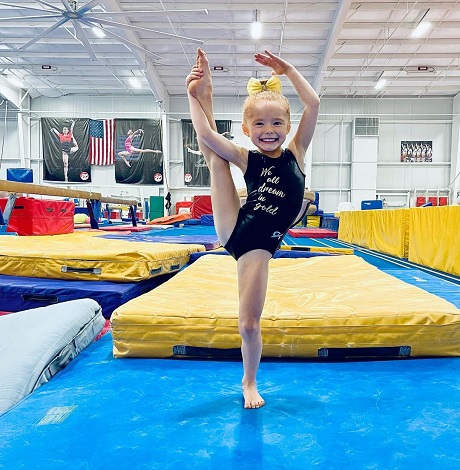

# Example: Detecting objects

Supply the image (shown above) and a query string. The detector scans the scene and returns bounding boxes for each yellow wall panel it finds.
[409,206,460,276]
[337,211,353,242]
[370,209,410,258]
[352,210,374,248]
[338,210,373,247]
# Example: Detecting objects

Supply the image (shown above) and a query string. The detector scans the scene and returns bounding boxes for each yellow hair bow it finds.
[247,76,282,95]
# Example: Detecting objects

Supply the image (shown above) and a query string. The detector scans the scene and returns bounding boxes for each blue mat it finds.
[147,225,217,236]
[100,225,220,250]
[1,333,460,469]
[0,273,174,318]
[101,233,220,251]
[382,269,460,308]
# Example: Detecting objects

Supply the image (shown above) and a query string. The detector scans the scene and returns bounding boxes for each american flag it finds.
[89,119,115,165]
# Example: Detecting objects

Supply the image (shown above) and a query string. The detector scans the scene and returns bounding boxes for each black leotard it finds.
[225,148,305,260]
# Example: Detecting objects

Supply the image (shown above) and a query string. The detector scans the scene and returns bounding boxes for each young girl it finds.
[187,48,320,409]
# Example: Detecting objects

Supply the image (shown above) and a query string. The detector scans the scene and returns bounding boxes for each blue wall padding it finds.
[321,217,339,231]
[200,214,214,226]
[6,168,33,183]
[361,200,383,210]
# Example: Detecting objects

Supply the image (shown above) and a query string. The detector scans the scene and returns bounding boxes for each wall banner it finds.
[115,119,163,185]
[41,118,90,183]
[181,119,232,186]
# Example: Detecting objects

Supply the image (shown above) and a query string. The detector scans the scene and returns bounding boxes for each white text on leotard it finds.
[254,165,286,215]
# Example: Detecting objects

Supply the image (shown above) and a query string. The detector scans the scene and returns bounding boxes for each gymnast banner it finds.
[41,118,91,183]
[114,119,163,185]
[181,119,232,186]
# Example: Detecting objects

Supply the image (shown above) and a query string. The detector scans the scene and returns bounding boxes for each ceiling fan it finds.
[0,0,207,61]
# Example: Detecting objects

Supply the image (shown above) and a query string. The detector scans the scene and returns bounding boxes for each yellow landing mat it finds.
[0,232,205,282]
[112,255,460,358]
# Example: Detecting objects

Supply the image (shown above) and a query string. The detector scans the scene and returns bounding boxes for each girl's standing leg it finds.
[237,249,271,408]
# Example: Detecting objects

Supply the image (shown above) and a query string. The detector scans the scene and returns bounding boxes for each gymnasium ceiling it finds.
[0,0,460,104]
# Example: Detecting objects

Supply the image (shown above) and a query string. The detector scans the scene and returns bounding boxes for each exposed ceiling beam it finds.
[100,0,166,101]
[313,0,353,93]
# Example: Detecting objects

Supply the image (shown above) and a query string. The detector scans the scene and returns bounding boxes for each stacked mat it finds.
[0,231,205,282]
[0,231,205,317]
[112,254,460,359]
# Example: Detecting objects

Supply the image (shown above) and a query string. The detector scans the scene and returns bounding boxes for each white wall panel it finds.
[0,94,455,213]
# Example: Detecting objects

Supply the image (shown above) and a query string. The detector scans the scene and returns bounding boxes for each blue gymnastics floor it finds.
[2,333,460,469]
[2,224,460,469]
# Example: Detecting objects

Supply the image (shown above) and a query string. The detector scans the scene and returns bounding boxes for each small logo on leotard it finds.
[271,231,283,240]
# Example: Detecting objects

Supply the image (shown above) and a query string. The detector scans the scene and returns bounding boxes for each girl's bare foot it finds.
[242,381,265,409]
[187,48,213,98]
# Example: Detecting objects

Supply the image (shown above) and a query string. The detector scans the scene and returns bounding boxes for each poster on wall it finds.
[115,119,163,184]
[41,118,90,182]
[181,119,232,186]
[400,141,432,162]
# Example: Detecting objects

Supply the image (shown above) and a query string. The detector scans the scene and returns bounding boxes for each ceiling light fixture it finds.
[411,21,432,38]
[213,66,229,72]
[251,10,262,39]
[92,26,106,38]
[128,76,142,88]
[374,78,387,91]
[411,9,431,38]
[403,65,436,74]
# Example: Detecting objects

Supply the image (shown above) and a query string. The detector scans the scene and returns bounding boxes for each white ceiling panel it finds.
[0,0,459,104]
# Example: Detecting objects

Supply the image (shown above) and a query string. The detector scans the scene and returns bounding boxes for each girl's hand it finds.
[254,50,290,76]
[186,65,204,90]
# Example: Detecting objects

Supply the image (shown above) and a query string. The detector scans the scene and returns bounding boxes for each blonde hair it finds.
[242,91,291,125]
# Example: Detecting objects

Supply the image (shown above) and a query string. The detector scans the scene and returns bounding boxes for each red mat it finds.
[288,228,338,238]
[192,195,212,219]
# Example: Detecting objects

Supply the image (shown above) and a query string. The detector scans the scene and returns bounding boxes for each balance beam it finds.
[0,179,138,206]
[0,179,141,231]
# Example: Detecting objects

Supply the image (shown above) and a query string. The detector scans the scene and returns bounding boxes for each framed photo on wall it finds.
[400,141,432,162]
